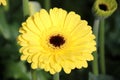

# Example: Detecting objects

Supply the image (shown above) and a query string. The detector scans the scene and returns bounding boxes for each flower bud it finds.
[29,1,41,16]
[92,0,117,18]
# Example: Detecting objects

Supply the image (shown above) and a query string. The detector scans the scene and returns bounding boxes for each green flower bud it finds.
[92,0,118,18]
[29,1,41,16]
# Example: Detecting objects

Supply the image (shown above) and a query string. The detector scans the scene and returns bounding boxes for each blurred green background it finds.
[0,0,120,80]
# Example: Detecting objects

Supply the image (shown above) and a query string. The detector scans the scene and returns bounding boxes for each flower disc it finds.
[17,8,96,74]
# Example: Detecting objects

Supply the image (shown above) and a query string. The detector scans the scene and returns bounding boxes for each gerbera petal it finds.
[81,61,88,68]
[50,69,56,74]
[19,27,26,33]
[50,8,67,30]
[49,56,62,72]
[21,54,28,60]
[17,35,28,46]
[33,12,46,32]
[26,17,41,36]
[64,12,81,33]
[27,55,33,63]
[31,53,40,62]
[39,9,52,28]
[63,68,71,74]
[31,62,38,69]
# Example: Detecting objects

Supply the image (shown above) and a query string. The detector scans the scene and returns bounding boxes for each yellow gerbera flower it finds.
[17,8,96,74]
[0,0,7,6]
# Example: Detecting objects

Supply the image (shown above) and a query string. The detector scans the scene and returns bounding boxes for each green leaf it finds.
[37,69,52,80]
[89,72,114,80]
[0,7,11,39]
[4,61,30,80]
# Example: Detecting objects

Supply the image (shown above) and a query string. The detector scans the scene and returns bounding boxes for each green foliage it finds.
[4,61,30,80]
[106,7,120,56]
[89,72,114,80]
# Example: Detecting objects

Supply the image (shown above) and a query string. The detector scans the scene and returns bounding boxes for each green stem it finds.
[92,18,100,76]
[0,7,10,39]
[22,0,30,18]
[31,69,37,80]
[99,18,106,74]
[53,73,59,80]
[4,0,9,11]
[44,0,51,11]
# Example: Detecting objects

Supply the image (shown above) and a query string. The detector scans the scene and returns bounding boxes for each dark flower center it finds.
[99,4,108,11]
[49,34,65,47]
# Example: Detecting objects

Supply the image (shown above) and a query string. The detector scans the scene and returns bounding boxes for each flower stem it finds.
[44,0,51,11]
[92,18,100,76]
[22,0,30,18]
[53,73,59,80]
[99,18,106,74]
[4,0,9,11]
[0,7,10,39]
[31,69,37,80]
